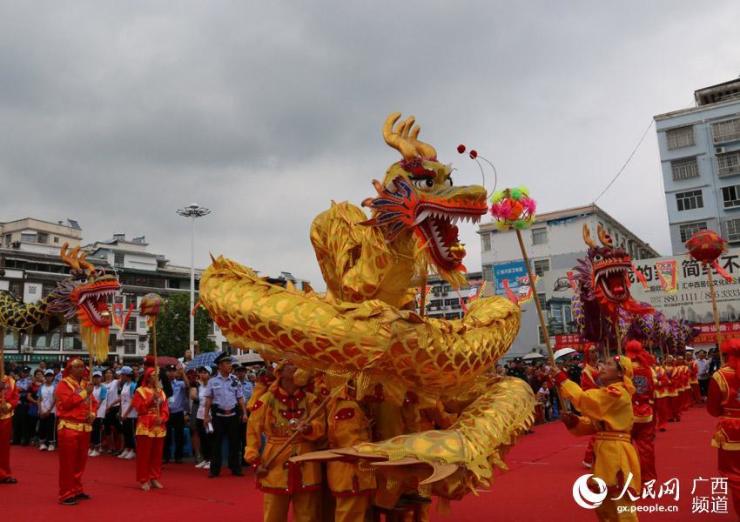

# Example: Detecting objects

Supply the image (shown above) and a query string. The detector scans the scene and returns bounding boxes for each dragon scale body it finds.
[200,114,536,496]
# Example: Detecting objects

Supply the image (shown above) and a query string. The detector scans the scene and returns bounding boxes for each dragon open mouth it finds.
[74,278,120,328]
[415,205,486,271]
[594,262,631,303]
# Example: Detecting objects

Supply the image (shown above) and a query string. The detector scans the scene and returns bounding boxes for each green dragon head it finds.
[362,113,488,283]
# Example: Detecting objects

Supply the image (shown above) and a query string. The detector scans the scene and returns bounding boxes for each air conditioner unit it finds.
[11,241,20,249]
[716,146,727,154]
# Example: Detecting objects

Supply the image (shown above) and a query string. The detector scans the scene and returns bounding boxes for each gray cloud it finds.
[2,1,739,286]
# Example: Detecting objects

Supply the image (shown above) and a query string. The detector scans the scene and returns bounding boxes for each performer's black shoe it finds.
[60,497,78,506]
[0,476,17,484]
[231,471,244,477]
[75,492,91,501]
[208,472,219,478]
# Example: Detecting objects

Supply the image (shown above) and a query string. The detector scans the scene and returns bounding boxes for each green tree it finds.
[154,293,216,357]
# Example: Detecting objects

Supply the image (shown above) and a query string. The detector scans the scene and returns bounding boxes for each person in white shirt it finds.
[118,367,137,460]
[90,371,107,457]
[696,349,711,399]
[103,369,123,454]
[38,370,57,451]
[194,366,212,469]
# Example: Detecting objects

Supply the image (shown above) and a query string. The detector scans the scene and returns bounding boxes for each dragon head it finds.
[582,224,633,306]
[47,244,120,330]
[362,113,488,281]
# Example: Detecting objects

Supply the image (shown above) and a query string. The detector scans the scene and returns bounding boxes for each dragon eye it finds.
[412,178,435,190]
[593,254,603,262]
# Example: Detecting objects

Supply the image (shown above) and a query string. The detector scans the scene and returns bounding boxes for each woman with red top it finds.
[132,367,169,491]
[54,358,98,505]
[0,370,20,484]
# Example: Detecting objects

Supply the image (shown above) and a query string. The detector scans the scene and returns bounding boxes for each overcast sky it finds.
[2,1,739,285]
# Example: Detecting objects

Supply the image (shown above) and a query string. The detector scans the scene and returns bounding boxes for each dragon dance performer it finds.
[707,339,740,517]
[553,355,641,521]
[686,351,702,404]
[0,371,20,484]
[654,360,672,432]
[246,361,325,522]
[676,355,691,412]
[54,357,98,505]
[132,367,169,491]
[580,344,601,469]
[664,356,681,423]
[625,340,657,483]
[327,379,376,522]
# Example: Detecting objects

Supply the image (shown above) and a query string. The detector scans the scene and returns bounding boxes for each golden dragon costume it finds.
[199,113,535,500]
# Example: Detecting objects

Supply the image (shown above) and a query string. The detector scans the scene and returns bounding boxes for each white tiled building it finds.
[654,77,740,254]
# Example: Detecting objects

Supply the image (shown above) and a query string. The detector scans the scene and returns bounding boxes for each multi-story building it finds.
[478,204,659,358]
[0,218,82,255]
[424,271,483,320]
[654,77,740,254]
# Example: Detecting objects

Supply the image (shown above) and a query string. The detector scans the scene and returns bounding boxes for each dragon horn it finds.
[582,224,596,249]
[383,113,419,161]
[408,123,437,160]
[60,242,81,270]
[597,223,614,247]
[78,252,95,274]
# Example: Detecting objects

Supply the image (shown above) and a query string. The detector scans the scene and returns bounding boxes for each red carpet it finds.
[0,406,733,521]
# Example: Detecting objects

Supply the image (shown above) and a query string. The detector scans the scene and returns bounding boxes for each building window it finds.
[717,151,740,178]
[53,236,59,244]
[537,293,547,310]
[727,219,740,243]
[20,233,36,242]
[666,126,695,150]
[125,317,137,332]
[675,190,703,211]
[37,232,49,244]
[123,339,137,355]
[531,228,548,245]
[671,157,699,181]
[481,232,491,252]
[114,252,125,267]
[533,259,550,277]
[723,185,740,209]
[712,118,740,144]
[679,221,708,243]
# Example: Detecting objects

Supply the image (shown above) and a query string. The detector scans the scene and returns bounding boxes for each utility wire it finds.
[593,119,655,203]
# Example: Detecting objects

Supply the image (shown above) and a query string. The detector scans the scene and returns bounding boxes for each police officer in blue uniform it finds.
[203,353,248,477]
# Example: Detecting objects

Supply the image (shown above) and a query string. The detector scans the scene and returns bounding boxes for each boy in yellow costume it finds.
[246,362,325,522]
[553,355,641,521]
[327,379,376,522]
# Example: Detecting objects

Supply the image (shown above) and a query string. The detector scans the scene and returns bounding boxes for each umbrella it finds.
[522,352,545,361]
[156,356,179,368]
[554,347,577,360]
[186,351,222,371]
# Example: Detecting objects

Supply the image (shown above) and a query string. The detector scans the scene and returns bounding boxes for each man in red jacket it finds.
[55,358,98,505]
[625,339,657,483]
[707,339,740,518]
[0,370,20,484]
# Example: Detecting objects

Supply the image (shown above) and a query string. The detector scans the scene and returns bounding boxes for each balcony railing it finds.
[717,151,740,178]
[713,119,740,144]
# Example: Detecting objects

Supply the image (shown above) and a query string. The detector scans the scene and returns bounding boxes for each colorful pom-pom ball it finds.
[457,144,466,154]
[469,150,478,159]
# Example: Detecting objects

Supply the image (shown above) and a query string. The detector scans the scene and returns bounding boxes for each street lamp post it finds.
[176,203,211,355]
